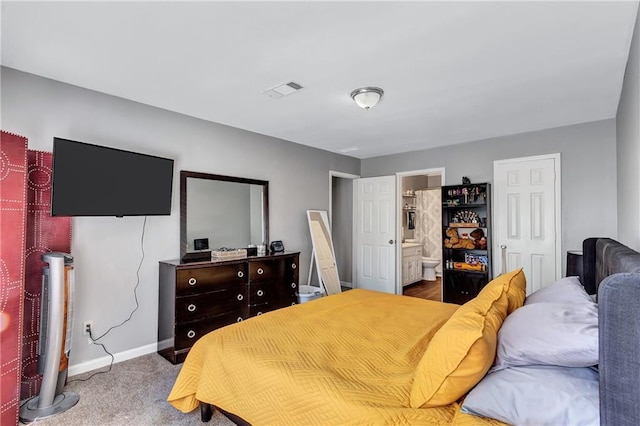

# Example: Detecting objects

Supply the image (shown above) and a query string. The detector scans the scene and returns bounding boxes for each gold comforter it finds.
[168,289,502,425]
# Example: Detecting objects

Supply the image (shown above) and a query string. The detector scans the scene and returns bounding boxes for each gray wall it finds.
[1,67,359,368]
[331,176,353,285]
[616,5,640,251]
[362,119,619,271]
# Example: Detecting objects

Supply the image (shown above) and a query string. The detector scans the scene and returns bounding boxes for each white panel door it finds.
[493,155,561,294]
[354,176,397,294]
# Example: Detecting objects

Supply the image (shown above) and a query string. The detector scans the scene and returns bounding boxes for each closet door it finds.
[493,154,561,294]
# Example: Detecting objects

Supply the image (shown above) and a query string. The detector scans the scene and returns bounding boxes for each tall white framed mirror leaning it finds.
[307,210,341,295]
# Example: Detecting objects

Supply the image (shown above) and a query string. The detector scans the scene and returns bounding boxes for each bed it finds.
[168,237,640,425]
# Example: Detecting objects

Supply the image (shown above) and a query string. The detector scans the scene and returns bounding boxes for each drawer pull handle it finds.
[237,294,244,301]
[256,312,263,316]
[291,263,297,270]
[257,268,264,275]
[188,277,197,286]
[187,304,196,312]
[291,282,297,289]
[257,289,264,297]
[237,317,243,323]
[237,271,244,278]
[187,330,196,339]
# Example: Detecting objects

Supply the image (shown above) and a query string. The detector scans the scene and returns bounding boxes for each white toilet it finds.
[422,257,440,281]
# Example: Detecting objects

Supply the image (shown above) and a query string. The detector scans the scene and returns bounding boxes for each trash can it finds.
[296,285,323,304]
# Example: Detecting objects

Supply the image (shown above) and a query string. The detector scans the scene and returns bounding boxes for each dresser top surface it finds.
[161,251,300,267]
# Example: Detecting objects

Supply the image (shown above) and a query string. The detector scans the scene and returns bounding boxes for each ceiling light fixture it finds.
[350,87,384,110]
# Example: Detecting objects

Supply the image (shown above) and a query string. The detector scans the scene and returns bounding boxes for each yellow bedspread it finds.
[168,289,501,425]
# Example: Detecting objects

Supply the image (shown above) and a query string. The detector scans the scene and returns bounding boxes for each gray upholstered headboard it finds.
[582,238,640,426]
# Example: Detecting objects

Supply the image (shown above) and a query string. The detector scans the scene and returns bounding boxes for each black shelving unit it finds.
[441,183,492,304]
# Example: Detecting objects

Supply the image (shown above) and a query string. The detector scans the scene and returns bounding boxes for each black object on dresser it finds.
[158,252,300,364]
[442,183,492,304]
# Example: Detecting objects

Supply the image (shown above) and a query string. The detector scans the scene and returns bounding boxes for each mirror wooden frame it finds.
[180,170,269,259]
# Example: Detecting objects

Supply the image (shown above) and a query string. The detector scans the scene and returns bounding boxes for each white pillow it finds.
[462,365,599,426]
[525,276,592,305]
[492,301,598,371]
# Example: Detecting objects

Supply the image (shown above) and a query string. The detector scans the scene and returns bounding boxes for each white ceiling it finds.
[1,1,638,159]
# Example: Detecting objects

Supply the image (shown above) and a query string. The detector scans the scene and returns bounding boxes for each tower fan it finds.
[20,253,79,423]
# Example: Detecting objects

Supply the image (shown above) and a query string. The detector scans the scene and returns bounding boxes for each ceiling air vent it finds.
[263,81,304,98]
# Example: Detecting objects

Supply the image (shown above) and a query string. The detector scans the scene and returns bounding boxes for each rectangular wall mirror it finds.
[180,170,269,259]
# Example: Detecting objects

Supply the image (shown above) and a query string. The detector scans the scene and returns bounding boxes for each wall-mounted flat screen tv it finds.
[51,138,174,217]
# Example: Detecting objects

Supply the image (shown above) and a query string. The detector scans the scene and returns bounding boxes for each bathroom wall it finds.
[401,175,443,254]
[401,176,429,240]
[415,188,442,275]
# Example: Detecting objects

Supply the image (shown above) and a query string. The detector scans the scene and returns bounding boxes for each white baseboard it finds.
[340,281,353,288]
[68,342,157,377]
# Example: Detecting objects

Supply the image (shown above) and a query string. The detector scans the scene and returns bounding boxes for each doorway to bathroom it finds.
[397,168,445,302]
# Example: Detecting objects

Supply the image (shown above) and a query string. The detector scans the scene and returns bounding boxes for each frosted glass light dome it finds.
[350,87,384,109]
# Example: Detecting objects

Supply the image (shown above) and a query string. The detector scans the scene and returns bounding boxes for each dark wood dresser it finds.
[158,251,300,364]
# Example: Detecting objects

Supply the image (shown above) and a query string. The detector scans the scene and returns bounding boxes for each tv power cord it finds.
[69,216,147,382]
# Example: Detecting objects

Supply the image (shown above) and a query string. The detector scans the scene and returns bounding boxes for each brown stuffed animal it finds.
[458,236,476,250]
[444,227,475,249]
[470,228,487,250]
[444,227,459,248]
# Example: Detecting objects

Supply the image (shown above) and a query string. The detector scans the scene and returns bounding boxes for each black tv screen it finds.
[51,138,174,217]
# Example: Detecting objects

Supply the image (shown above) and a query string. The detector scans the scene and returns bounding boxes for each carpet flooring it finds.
[20,353,234,426]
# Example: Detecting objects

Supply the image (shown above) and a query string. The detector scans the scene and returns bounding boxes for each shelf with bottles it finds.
[443,253,488,273]
[442,185,488,207]
[445,208,487,226]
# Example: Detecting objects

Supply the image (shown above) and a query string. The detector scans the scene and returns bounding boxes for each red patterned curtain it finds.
[0,131,28,426]
[0,131,73,426]
[21,150,72,399]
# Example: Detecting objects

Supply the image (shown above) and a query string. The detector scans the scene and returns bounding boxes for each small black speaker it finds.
[194,238,209,251]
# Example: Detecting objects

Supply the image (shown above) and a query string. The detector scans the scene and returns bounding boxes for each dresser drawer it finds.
[175,313,242,350]
[248,260,281,282]
[176,263,247,295]
[248,302,271,317]
[176,287,247,323]
[247,281,279,305]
